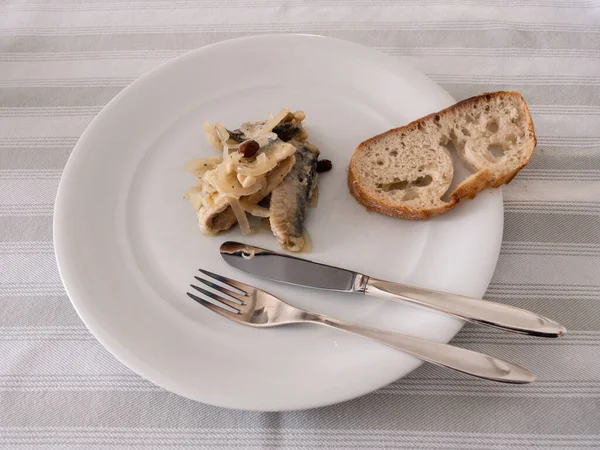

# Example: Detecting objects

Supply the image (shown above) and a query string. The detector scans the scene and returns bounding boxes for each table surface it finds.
[1,1,599,449]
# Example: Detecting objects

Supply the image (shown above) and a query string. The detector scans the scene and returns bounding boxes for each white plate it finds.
[54,34,503,411]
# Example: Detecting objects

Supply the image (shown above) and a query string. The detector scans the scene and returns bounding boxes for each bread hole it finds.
[413,175,433,187]
[377,159,384,166]
[441,138,456,153]
[506,134,517,144]
[488,143,505,158]
[378,179,409,192]
[402,190,419,201]
[485,105,490,112]
[486,121,499,133]
[442,129,464,153]
[465,113,475,123]
[376,175,432,192]
[434,115,440,121]
[462,128,471,137]
[389,149,398,157]
[417,122,424,130]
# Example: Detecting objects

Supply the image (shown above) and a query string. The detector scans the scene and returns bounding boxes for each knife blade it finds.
[219,241,567,338]
[219,241,365,292]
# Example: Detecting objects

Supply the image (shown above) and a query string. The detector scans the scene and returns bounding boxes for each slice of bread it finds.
[348,91,536,220]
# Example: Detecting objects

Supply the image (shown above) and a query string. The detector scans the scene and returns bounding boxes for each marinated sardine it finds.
[269,142,320,251]
[188,109,329,252]
[199,155,296,235]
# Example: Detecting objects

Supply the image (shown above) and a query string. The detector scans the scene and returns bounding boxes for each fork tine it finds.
[198,269,252,294]
[194,276,246,303]
[190,284,243,312]
[187,292,241,319]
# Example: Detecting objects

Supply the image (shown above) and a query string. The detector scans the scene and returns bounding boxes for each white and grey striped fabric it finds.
[1,1,599,448]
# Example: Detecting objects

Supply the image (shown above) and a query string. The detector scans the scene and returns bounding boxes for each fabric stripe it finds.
[1,22,599,38]
[1,0,599,11]
[0,425,598,446]
[0,170,62,181]
[0,206,54,217]
[2,325,597,346]
[0,283,64,296]
[2,103,598,117]
[3,30,599,54]
[0,427,598,447]
[0,106,102,116]
[2,75,599,88]
[0,137,77,148]
[501,242,600,256]
[5,47,600,62]
[2,374,600,398]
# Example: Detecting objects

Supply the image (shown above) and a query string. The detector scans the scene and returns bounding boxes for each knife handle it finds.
[364,277,566,338]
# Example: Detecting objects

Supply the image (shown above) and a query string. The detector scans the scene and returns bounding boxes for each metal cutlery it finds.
[220,241,566,338]
[188,269,536,384]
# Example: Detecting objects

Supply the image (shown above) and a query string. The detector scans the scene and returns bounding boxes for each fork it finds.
[188,270,536,384]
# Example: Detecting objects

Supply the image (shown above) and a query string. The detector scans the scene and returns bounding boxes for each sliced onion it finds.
[228,198,251,235]
[236,153,278,177]
[264,141,296,162]
[262,108,291,133]
[215,123,230,144]
[242,249,256,260]
[205,170,265,197]
[240,199,271,218]
[254,132,278,148]
[239,121,264,139]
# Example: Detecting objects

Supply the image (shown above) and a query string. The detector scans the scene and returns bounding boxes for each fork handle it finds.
[364,277,566,338]
[307,315,535,383]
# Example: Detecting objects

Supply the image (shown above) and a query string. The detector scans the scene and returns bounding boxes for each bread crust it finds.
[348,91,536,219]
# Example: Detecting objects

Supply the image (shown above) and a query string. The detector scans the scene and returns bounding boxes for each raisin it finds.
[238,140,260,158]
[316,159,332,173]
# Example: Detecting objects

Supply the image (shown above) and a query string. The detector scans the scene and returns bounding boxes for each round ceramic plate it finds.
[54,34,503,411]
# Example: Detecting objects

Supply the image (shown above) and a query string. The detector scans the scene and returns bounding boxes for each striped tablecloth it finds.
[1,1,599,448]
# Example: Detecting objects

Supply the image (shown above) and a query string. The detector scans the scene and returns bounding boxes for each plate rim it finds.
[54,33,503,411]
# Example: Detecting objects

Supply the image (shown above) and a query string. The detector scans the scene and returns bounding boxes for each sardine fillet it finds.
[269,143,319,251]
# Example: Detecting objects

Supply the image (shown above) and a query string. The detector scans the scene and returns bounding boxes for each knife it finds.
[219,241,566,338]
